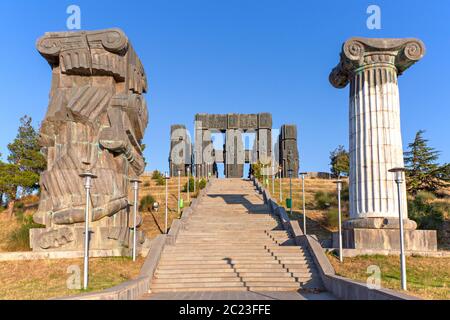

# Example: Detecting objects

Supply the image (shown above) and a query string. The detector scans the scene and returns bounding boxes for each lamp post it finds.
[288,169,293,216]
[279,167,282,202]
[333,179,343,263]
[262,164,265,186]
[193,166,196,194]
[177,170,181,215]
[187,167,191,203]
[389,167,407,291]
[164,171,170,234]
[271,165,275,195]
[79,169,97,290]
[130,178,141,262]
[299,172,307,235]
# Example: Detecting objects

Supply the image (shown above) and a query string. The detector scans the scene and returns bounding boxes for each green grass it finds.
[0,256,144,299]
[6,213,44,251]
[328,253,450,300]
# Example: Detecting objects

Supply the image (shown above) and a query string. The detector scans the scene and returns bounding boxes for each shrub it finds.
[415,191,436,204]
[151,170,164,180]
[325,208,339,228]
[182,178,207,193]
[408,195,444,230]
[314,191,337,209]
[432,202,450,219]
[6,215,44,251]
[198,178,207,190]
[14,202,24,210]
[140,195,156,212]
[341,183,349,202]
[250,162,263,180]
[155,175,165,186]
[324,208,349,229]
[183,177,195,192]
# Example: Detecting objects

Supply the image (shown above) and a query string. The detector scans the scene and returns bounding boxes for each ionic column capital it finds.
[329,37,426,88]
[36,28,147,94]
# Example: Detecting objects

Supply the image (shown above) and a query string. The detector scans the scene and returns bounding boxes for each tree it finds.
[8,116,46,180]
[330,145,349,178]
[0,162,21,218]
[1,116,46,217]
[404,130,449,195]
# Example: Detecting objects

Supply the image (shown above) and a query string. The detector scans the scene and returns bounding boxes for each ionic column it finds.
[330,37,425,227]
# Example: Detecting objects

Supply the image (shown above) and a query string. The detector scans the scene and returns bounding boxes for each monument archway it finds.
[168,113,300,179]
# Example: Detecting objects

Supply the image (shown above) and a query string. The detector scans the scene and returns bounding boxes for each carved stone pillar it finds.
[31,29,149,252]
[330,37,436,251]
[279,125,299,178]
[225,129,244,178]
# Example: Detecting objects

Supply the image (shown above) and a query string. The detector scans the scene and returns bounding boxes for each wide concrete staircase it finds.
[150,179,324,293]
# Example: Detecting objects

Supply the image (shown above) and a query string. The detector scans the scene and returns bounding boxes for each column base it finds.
[335,218,437,251]
[343,217,417,230]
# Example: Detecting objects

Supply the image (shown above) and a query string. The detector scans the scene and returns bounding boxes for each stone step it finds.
[150,286,246,293]
[164,245,302,251]
[154,266,306,274]
[150,282,309,292]
[154,271,309,279]
[152,276,305,284]
[163,248,271,253]
[184,222,278,225]
[171,242,278,246]
[158,259,281,265]
[179,230,277,234]
[160,254,274,259]
[156,264,288,271]
[175,235,278,239]
[151,282,246,289]
[159,256,278,262]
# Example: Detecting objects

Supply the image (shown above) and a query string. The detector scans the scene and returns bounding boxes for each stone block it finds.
[208,114,228,129]
[239,114,258,130]
[281,124,297,140]
[258,113,272,129]
[227,113,239,129]
[195,113,209,128]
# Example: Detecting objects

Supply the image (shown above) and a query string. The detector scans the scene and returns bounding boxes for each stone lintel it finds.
[194,113,272,130]
[329,37,426,88]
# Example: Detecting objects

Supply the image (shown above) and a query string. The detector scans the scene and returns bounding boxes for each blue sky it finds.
[0,0,449,174]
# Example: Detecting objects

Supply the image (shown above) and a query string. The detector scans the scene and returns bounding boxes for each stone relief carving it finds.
[33,29,148,250]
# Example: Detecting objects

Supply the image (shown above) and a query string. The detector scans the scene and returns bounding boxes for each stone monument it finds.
[30,28,148,252]
[170,113,299,178]
[329,37,436,251]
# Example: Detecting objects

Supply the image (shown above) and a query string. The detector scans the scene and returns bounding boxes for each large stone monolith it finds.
[31,28,148,252]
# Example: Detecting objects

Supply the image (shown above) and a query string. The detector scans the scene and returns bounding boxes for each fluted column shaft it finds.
[349,64,406,218]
